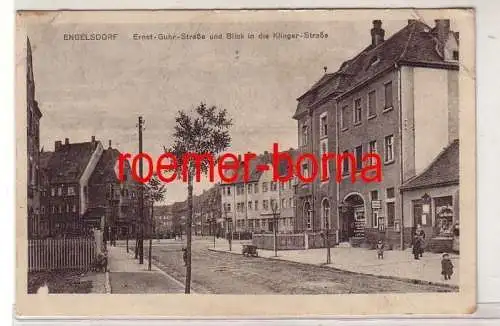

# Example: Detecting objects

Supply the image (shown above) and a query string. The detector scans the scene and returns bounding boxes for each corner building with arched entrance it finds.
[293,19,460,249]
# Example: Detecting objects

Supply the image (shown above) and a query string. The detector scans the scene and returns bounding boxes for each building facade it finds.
[220,150,297,234]
[293,19,459,248]
[27,37,43,238]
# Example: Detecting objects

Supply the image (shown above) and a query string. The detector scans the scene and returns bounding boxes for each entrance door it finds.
[412,201,423,245]
[340,206,353,242]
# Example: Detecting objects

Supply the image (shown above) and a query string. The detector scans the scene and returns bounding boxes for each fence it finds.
[28,237,97,272]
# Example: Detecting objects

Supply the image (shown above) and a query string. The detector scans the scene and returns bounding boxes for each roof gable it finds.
[47,141,99,183]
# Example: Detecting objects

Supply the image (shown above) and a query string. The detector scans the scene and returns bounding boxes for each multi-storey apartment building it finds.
[39,137,141,237]
[26,37,43,238]
[220,150,297,234]
[293,19,459,248]
[87,140,142,240]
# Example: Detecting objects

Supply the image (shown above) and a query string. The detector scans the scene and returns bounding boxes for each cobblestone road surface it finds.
[151,240,457,294]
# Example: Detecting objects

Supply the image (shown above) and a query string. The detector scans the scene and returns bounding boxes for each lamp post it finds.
[271,200,279,257]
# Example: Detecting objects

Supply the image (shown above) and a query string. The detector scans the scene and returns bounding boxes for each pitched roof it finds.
[46,141,99,183]
[294,20,459,118]
[400,139,459,191]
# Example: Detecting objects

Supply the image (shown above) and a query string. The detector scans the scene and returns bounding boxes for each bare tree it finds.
[164,103,232,294]
[145,174,167,271]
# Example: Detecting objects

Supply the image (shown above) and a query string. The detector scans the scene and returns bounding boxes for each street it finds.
[135,239,457,294]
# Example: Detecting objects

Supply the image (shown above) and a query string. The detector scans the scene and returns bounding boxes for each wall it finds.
[413,67,451,175]
[337,69,403,234]
[79,142,103,215]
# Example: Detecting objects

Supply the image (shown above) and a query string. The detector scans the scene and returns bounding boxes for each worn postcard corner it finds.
[16,8,476,317]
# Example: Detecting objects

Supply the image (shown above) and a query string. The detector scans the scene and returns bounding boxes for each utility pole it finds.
[138,116,145,264]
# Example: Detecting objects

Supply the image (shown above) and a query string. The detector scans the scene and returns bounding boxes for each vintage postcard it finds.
[16,9,476,317]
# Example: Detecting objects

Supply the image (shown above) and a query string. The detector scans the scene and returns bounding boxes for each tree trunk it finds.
[185,173,193,294]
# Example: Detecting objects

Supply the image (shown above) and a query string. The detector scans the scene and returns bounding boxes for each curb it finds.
[207,247,459,290]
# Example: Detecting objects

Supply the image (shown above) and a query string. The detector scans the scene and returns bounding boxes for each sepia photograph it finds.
[16,9,476,316]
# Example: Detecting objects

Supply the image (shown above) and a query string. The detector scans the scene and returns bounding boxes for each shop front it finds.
[401,140,459,253]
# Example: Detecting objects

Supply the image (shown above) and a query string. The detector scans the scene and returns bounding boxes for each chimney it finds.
[370,20,385,46]
[434,19,450,42]
[55,140,62,151]
[64,138,69,145]
[91,135,96,143]
[108,139,112,149]
[434,19,450,55]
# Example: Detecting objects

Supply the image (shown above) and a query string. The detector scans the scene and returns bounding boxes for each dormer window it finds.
[368,56,380,67]
[452,50,459,61]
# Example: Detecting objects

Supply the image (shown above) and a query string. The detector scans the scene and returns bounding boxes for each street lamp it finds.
[271,200,279,257]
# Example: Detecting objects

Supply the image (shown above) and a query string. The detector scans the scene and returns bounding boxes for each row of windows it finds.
[299,82,394,147]
[236,217,294,230]
[225,197,297,213]
[41,204,77,214]
[223,180,294,197]
[50,186,76,197]
[340,135,394,175]
[341,81,393,129]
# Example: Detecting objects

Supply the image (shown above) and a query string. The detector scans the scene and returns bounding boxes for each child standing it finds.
[376,240,385,259]
[441,253,454,280]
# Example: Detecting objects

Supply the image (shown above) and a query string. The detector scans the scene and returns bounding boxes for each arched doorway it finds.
[340,193,365,242]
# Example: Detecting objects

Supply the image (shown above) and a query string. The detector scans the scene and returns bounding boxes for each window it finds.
[320,139,329,181]
[354,98,362,124]
[58,205,62,213]
[263,200,269,210]
[387,202,395,227]
[254,200,259,210]
[247,184,252,194]
[66,204,70,213]
[384,82,393,110]
[288,180,292,189]
[320,113,328,137]
[368,140,377,166]
[58,187,63,196]
[237,184,244,196]
[271,181,277,191]
[355,145,363,170]
[321,199,330,229]
[384,135,394,163]
[386,187,395,199]
[41,206,45,214]
[370,190,379,227]
[254,183,259,193]
[341,105,348,129]
[280,182,285,190]
[452,50,459,61]
[262,182,269,192]
[51,188,55,197]
[248,201,252,210]
[227,186,231,195]
[368,90,376,117]
[301,124,309,146]
[270,199,277,210]
[72,204,77,213]
[288,198,293,208]
[342,150,350,175]
[52,206,56,213]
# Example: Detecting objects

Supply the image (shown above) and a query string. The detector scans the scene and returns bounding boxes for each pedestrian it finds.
[441,253,454,280]
[412,234,422,260]
[415,224,426,257]
[376,240,385,259]
[182,247,188,266]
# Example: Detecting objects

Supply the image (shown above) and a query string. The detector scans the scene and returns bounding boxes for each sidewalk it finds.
[107,245,185,294]
[208,239,459,287]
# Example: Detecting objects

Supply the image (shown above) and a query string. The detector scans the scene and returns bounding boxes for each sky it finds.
[28,16,421,204]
